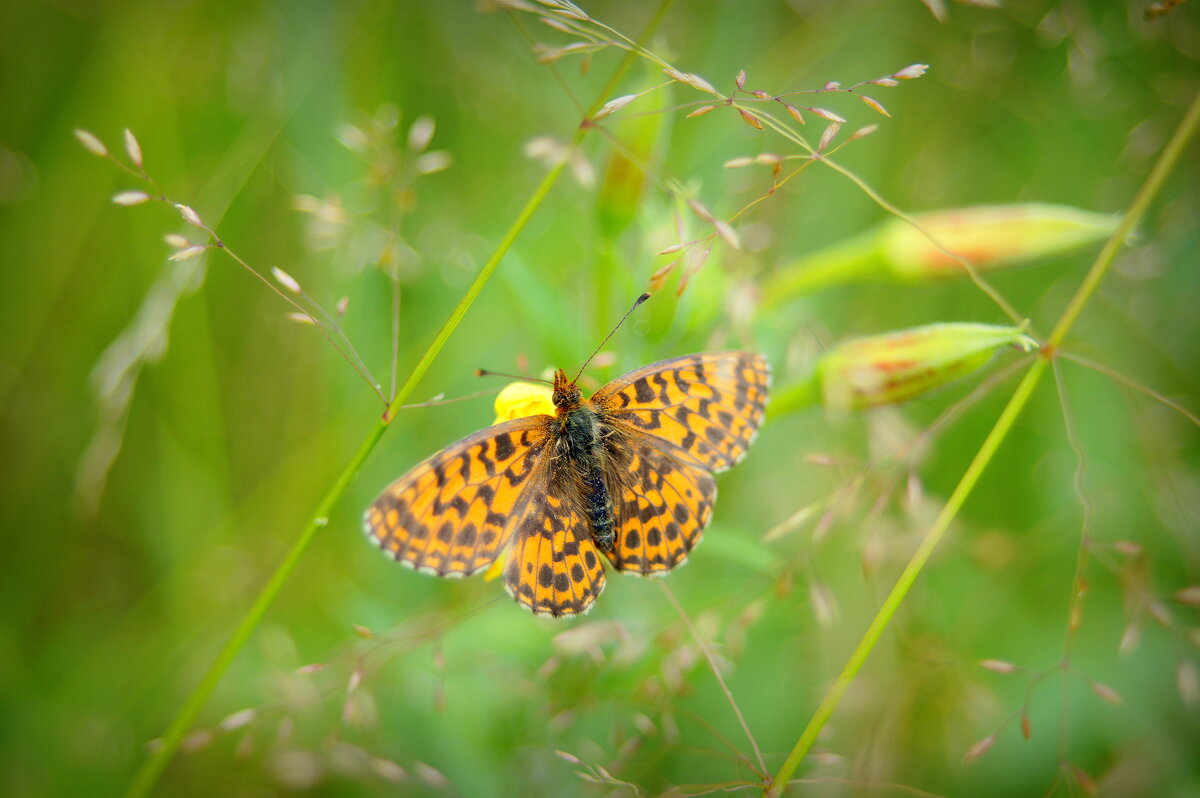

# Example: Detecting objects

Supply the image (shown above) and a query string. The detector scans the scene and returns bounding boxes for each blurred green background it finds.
[2,0,1198,795]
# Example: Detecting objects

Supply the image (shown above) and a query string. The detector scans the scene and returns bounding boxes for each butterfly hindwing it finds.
[364,417,553,576]
[600,426,717,575]
[503,480,606,617]
[591,351,770,473]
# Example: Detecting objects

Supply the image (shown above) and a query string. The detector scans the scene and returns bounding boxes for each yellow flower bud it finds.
[492,381,554,424]
[817,323,1038,410]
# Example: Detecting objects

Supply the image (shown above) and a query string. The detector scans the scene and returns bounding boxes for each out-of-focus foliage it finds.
[1,1,1197,797]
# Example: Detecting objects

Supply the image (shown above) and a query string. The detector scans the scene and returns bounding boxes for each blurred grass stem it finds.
[660,582,767,778]
[767,90,1200,797]
[124,4,674,794]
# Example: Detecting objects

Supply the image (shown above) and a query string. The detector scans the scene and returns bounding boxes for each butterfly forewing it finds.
[363,416,554,576]
[592,351,770,473]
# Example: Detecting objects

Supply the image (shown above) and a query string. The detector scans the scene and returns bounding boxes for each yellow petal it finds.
[493,381,554,424]
[482,554,507,582]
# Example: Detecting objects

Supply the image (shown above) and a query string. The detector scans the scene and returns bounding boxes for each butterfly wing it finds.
[598,426,717,575]
[363,417,554,577]
[591,351,770,473]
[502,466,607,616]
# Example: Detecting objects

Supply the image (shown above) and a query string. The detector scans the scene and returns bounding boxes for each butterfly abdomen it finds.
[560,403,616,551]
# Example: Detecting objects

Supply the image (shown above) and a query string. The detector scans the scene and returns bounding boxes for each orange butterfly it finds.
[363,310,769,617]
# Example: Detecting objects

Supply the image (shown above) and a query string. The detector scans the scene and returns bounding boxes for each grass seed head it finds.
[963,733,996,762]
[1090,681,1122,705]
[810,107,847,124]
[414,151,452,175]
[74,129,107,157]
[168,245,206,261]
[859,95,890,116]
[818,122,842,151]
[123,128,143,168]
[271,267,302,293]
[1174,586,1200,606]
[371,758,408,783]
[738,108,764,130]
[893,63,930,79]
[1178,661,1199,704]
[112,191,150,206]
[850,124,879,141]
[593,94,637,121]
[407,115,435,152]
[174,203,204,228]
[219,708,257,732]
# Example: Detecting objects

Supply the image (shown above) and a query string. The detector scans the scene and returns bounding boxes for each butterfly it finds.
[363,342,770,617]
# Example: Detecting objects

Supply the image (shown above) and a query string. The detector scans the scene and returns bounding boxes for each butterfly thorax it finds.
[551,369,617,551]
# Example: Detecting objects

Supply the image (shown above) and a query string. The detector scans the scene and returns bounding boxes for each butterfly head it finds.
[551,368,582,411]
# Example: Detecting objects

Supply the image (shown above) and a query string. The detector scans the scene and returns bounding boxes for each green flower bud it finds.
[764,204,1119,303]
[816,323,1038,410]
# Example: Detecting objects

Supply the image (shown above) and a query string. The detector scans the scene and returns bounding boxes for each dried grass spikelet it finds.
[74,129,108,157]
[858,95,890,117]
[737,108,764,130]
[124,128,144,168]
[963,733,996,762]
[271,267,302,294]
[663,68,720,97]
[174,203,204,228]
[593,93,637,121]
[168,245,206,261]
[808,107,846,124]
[112,191,150,206]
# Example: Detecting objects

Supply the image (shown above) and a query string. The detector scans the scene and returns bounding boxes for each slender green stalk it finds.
[125,7,672,793]
[767,90,1200,797]
[124,156,570,798]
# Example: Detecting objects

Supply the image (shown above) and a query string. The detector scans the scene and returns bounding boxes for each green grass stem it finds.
[767,89,1200,797]
[124,6,672,793]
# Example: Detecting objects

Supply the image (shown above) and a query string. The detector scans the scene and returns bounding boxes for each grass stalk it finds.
[124,6,672,793]
[767,89,1200,797]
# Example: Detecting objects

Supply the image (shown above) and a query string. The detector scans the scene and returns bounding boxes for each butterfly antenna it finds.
[475,368,554,385]
[572,292,652,384]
